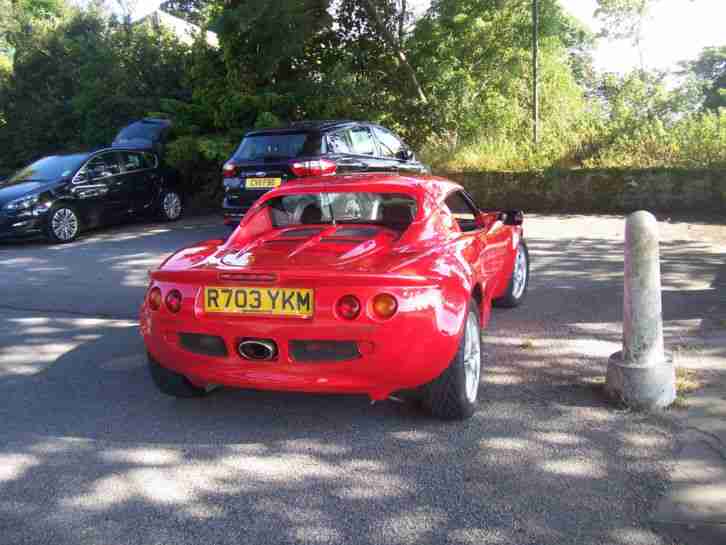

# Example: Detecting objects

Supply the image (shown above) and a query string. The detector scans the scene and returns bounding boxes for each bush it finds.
[166,134,237,210]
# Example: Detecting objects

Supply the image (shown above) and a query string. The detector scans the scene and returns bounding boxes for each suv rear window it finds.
[233,133,321,162]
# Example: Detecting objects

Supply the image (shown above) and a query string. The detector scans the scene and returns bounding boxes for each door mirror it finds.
[503,210,524,226]
[397,149,414,161]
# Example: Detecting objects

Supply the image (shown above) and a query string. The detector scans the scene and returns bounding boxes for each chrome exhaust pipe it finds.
[238,339,277,361]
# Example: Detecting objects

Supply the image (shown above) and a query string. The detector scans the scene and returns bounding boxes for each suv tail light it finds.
[289,159,337,177]
[222,162,238,178]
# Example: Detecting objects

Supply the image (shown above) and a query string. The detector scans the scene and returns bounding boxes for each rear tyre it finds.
[422,301,482,420]
[493,241,529,308]
[148,353,208,398]
[159,190,183,222]
[45,204,81,243]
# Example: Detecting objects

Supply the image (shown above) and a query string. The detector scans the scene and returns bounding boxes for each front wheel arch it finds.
[421,299,482,420]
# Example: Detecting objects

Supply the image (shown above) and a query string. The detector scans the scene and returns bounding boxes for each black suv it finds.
[221,120,427,223]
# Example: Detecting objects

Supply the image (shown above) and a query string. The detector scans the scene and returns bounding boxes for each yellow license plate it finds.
[244,177,281,189]
[204,286,313,317]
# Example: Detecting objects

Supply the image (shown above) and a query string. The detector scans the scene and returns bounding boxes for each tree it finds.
[0,7,189,170]
[594,0,658,70]
[356,0,427,102]
[679,46,726,112]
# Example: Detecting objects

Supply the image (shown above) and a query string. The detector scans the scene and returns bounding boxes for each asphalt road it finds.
[1,213,724,545]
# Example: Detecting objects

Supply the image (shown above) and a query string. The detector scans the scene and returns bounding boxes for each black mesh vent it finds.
[279,228,323,238]
[179,333,228,357]
[332,227,379,238]
[290,340,360,362]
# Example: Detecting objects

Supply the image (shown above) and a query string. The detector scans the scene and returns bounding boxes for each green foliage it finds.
[0,0,723,200]
[0,7,189,171]
[679,46,726,112]
[584,110,726,169]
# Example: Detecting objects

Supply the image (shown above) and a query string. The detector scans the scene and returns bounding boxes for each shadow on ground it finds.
[0,215,724,545]
[0,216,233,318]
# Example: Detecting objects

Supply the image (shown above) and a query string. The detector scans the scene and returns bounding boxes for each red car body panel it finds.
[140,174,523,400]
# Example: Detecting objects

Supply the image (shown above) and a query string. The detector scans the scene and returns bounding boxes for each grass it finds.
[586,368,701,410]
[671,367,703,410]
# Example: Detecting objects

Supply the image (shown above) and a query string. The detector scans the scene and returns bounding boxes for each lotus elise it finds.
[140,174,529,419]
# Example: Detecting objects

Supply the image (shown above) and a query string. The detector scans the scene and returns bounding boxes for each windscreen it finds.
[267,192,417,230]
[5,154,88,185]
[233,133,320,161]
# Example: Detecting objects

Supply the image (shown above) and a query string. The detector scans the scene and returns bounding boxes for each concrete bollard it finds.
[605,211,676,410]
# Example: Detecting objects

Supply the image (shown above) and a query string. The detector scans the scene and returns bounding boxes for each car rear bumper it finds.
[222,191,272,222]
[140,286,461,400]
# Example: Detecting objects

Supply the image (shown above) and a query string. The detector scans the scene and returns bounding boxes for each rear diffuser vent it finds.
[290,340,360,362]
[179,333,228,357]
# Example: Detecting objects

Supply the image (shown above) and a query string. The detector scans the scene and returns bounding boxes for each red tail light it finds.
[148,287,162,311]
[222,162,238,178]
[289,159,337,177]
[165,289,182,313]
[336,295,361,320]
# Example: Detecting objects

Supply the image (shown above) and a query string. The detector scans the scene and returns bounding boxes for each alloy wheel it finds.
[511,245,528,300]
[463,311,481,403]
[163,192,182,220]
[51,208,79,241]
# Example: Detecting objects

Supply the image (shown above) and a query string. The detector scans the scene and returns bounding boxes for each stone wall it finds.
[442,169,726,213]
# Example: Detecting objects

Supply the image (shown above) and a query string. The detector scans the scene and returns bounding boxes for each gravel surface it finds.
[1,213,723,545]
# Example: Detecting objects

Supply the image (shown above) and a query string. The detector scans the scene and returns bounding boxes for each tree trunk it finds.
[359,0,427,103]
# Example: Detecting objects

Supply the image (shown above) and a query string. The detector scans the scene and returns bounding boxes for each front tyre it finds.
[159,190,183,222]
[148,353,208,398]
[46,205,81,243]
[493,240,529,308]
[422,301,482,420]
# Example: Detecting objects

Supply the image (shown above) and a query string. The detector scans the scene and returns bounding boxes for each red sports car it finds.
[140,174,529,419]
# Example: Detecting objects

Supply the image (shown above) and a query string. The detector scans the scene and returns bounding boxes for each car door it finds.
[325,129,363,174]
[345,125,390,172]
[449,190,511,278]
[443,190,492,278]
[372,125,426,175]
[371,126,407,173]
[72,152,126,222]
[118,150,159,213]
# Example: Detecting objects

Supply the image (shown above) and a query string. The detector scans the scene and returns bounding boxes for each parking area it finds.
[1,214,725,545]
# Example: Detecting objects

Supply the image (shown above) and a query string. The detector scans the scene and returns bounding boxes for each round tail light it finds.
[336,295,361,320]
[148,287,162,311]
[372,293,398,319]
[165,289,182,313]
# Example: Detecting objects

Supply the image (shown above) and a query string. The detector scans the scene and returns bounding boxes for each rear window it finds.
[115,122,166,141]
[233,133,321,162]
[267,192,417,231]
